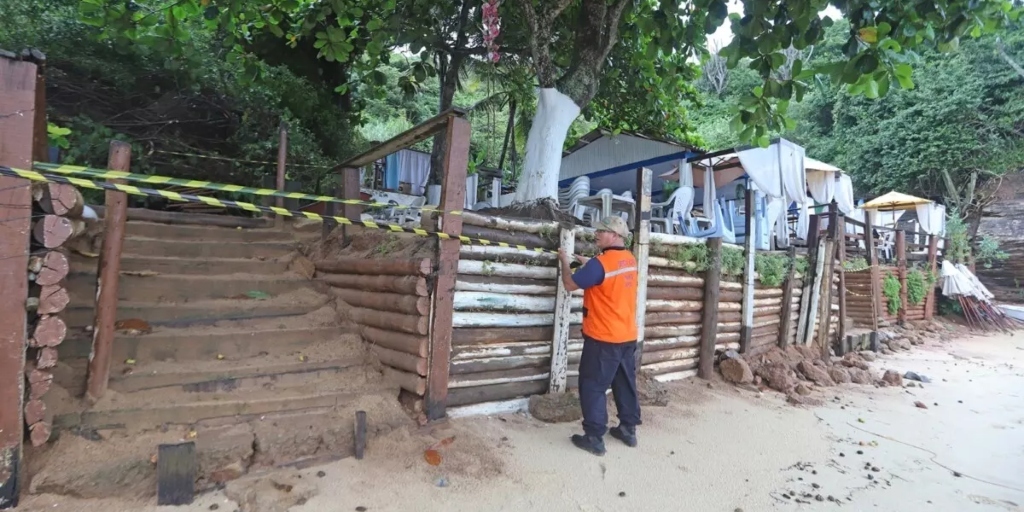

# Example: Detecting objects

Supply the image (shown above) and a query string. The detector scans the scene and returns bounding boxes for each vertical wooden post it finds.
[924,234,939,320]
[274,122,288,228]
[778,246,798,349]
[814,204,839,356]
[896,229,907,325]
[321,170,339,242]
[0,53,42,510]
[698,237,722,379]
[795,215,822,346]
[836,215,848,350]
[739,186,756,353]
[633,167,652,367]
[424,115,469,420]
[864,211,880,331]
[85,141,131,403]
[549,228,575,393]
[340,167,362,243]
[802,237,827,346]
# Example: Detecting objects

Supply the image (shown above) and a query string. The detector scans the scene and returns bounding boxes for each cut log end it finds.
[36,251,70,286]
[31,315,67,348]
[36,182,84,218]
[29,421,52,447]
[33,215,75,249]
[24,399,47,425]
[26,365,53,400]
[36,347,59,369]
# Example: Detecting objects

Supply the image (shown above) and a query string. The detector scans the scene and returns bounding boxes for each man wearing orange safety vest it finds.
[557,216,639,456]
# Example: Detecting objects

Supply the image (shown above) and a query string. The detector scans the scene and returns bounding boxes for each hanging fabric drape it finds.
[702,161,716,223]
[737,139,808,247]
[915,202,946,235]
[396,149,431,196]
[806,171,836,205]
[835,174,856,215]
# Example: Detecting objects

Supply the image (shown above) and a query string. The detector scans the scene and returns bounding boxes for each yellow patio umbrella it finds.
[861,190,931,210]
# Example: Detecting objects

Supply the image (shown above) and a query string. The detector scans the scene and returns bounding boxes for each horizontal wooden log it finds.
[645,324,700,338]
[716,332,740,343]
[753,288,784,298]
[457,259,556,280]
[449,367,549,388]
[371,345,427,376]
[26,364,52,401]
[454,279,558,296]
[646,299,703,313]
[645,286,704,301]
[647,256,699,272]
[318,274,428,296]
[330,288,429,316]
[37,285,69,315]
[462,224,558,250]
[314,257,431,276]
[37,347,58,369]
[645,311,701,326]
[452,326,582,345]
[447,380,548,407]
[34,251,70,287]
[461,211,561,233]
[719,322,742,333]
[451,342,550,360]
[90,204,272,228]
[349,307,427,335]
[24,399,47,425]
[641,347,699,365]
[642,357,699,376]
[453,312,581,328]
[644,335,700,350]
[383,367,426,395]
[648,274,705,287]
[453,291,581,313]
[649,232,702,245]
[33,215,75,249]
[362,326,428,357]
[450,355,550,375]
[751,334,778,347]
[30,316,66,348]
[715,342,741,351]
[459,244,557,263]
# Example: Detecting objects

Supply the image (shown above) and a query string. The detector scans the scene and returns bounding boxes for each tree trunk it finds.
[513,88,581,202]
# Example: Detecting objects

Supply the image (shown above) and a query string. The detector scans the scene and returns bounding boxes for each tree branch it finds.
[515,0,557,86]
[996,38,1024,79]
[600,0,631,62]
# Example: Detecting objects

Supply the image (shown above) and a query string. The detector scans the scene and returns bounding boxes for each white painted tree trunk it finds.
[514,88,582,203]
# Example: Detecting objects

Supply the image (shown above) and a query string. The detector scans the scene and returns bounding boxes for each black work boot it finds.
[609,425,638,447]
[571,434,606,456]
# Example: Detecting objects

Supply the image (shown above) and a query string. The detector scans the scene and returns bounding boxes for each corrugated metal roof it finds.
[559,131,697,182]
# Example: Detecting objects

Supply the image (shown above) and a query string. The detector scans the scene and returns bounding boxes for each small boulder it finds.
[841,353,870,371]
[881,348,895,355]
[529,393,582,423]
[882,370,903,387]
[720,358,754,384]
[795,383,812,396]
[756,362,797,393]
[858,351,877,362]
[828,367,852,384]
[848,368,872,385]
[798,360,836,387]
[787,393,824,407]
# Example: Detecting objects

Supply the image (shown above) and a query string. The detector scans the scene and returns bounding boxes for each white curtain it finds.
[915,202,946,235]
[806,171,836,205]
[835,174,856,215]
[738,140,808,246]
[780,141,809,241]
[397,149,431,195]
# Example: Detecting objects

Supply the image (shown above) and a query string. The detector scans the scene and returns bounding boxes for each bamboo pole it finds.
[549,228,575,394]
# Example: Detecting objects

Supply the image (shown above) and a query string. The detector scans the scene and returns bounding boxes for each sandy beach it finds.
[17,331,1024,512]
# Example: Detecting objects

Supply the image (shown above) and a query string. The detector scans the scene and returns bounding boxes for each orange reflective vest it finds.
[581,248,638,343]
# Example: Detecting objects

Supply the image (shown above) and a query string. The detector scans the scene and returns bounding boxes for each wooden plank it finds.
[452,326,583,345]
[354,411,367,460]
[457,259,556,280]
[451,355,549,375]
[0,55,40,505]
[454,279,557,296]
[896,229,908,324]
[633,166,652,366]
[274,124,287,227]
[795,215,820,346]
[156,442,196,506]
[924,234,939,320]
[449,367,548,388]
[315,257,432,276]
[802,238,828,346]
[424,115,469,420]
[836,216,847,351]
[740,186,755,353]
[698,237,722,379]
[865,210,880,331]
[453,311,580,328]
[549,228,574,393]
[453,291,579,313]
[342,108,466,168]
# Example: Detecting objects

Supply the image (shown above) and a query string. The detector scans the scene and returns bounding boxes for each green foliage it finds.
[755,252,789,287]
[664,243,710,274]
[843,257,870,272]
[944,210,972,264]
[882,272,903,315]
[47,123,72,150]
[721,246,746,277]
[976,236,1010,268]
[906,269,929,305]
[793,256,810,276]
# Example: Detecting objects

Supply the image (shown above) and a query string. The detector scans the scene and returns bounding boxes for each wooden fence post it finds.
[795,215,821,346]
[633,167,652,367]
[549,227,575,393]
[340,167,362,242]
[85,141,131,403]
[0,51,44,510]
[836,215,847,350]
[778,246,798,349]
[896,229,907,325]
[698,237,722,379]
[739,186,756,353]
[924,234,939,320]
[814,205,839,356]
[864,211,881,331]
[424,115,469,420]
[274,122,287,228]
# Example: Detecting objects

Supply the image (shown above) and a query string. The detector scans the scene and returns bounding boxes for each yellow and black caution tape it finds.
[31,161,464,216]
[0,166,553,255]
[150,149,332,168]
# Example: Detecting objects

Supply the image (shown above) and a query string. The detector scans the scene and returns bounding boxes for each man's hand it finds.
[558,248,571,266]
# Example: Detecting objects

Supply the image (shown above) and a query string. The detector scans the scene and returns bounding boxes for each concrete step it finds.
[64,288,331,328]
[122,237,296,260]
[69,253,289,276]
[125,221,295,243]
[67,272,309,304]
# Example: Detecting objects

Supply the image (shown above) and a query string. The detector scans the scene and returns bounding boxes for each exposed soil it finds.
[478,198,585,225]
[303,226,436,262]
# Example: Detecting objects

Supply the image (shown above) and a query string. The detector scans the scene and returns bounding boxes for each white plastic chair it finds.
[651,187,694,234]
[388,196,426,227]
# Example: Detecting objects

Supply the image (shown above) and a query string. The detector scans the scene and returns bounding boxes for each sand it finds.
[17,331,1024,512]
